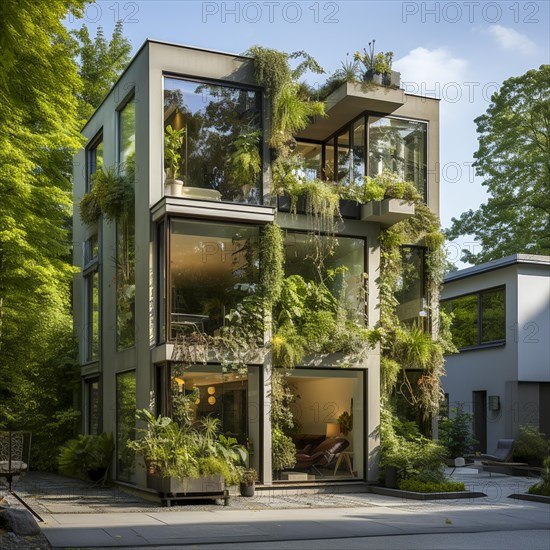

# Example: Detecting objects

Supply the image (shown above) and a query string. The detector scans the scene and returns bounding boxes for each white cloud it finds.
[488,25,537,55]
[393,47,468,98]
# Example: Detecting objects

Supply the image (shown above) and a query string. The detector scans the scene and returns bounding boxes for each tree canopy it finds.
[446,65,550,264]
[72,21,132,121]
[0,1,131,468]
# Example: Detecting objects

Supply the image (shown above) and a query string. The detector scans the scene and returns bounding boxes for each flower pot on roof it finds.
[355,41,397,88]
[164,124,186,197]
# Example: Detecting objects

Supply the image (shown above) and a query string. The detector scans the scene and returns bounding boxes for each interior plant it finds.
[228,130,261,201]
[164,124,186,195]
[58,433,114,484]
[338,411,353,436]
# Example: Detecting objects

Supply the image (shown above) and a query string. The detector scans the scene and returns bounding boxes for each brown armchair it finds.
[295,437,349,475]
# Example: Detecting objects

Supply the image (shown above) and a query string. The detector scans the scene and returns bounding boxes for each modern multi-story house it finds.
[73,40,440,489]
[441,254,550,453]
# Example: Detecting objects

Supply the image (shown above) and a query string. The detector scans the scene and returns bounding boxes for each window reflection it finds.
[164,78,262,204]
[296,142,322,180]
[169,220,259,339]
[395,246,427,327]
[284,232,365,322]
[369,117,427,200]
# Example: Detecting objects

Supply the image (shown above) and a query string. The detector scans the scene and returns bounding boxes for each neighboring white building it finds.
[441,254,550,453]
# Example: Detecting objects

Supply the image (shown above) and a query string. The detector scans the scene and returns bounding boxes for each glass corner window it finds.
[163,77,262,204]
[368,116,427,201]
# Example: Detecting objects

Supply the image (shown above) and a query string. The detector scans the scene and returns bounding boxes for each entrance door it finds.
[473,391,487,453]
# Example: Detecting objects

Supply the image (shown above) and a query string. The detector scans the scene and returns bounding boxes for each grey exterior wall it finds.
[74,40,440,488]
[441,259,550,451]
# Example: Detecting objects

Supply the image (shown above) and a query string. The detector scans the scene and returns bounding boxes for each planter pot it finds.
[384,466,397,489]
[147,473,224,495]
[364,70,400,88]
[277,195,305,214]
[87,467,107,483]
[339,199,360,219]
[165,178,184,197]
[240,482,255,497]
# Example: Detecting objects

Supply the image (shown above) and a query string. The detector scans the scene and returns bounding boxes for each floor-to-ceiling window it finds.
[163,77,262,204]
[117,95,136,350]
[168,220,260,339]
[116,370,136,483]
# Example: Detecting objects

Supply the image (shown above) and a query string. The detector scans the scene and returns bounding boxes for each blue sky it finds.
[65,1,550,266]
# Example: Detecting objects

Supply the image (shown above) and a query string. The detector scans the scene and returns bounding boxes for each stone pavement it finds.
[0,467,548,549]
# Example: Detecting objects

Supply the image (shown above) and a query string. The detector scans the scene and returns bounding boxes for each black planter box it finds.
[277,196,359,219]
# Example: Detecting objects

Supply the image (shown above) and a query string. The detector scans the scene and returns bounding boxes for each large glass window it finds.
[442,287,505,349]
[351,118,366,185]
[85,378,100,436]
[168,220,260,339]
[116,370,136,483]
[86,132,104,192]
[117,97,136,350]
[296,142,322,180]
[368,117,427,199]
[336,129,352,184]
[395,246,427,327]
[157,363,260,471]
[284,232,365,321]
[84,271,99,362]
[277,368,364,482]
[164,77,262,204]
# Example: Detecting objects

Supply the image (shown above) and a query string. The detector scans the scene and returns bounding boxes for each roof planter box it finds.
[361,198,415,227]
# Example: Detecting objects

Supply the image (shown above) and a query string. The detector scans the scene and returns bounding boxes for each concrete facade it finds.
[73,40,440,489]
[441,255,550,453]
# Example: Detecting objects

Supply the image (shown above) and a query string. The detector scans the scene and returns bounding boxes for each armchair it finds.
[295,437,349,476]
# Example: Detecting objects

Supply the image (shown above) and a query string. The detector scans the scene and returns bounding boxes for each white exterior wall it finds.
[517,266,550,382]
[442,259,550,450]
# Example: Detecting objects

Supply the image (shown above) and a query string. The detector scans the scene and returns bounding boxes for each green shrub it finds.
[272,428,296,471]
[399,479,465,493]
[528,456,550,496]
[380,406,447,483]
[513,425,550,462]
[58,433,114,481]
[197,456,238,485]
[439,403,477,458]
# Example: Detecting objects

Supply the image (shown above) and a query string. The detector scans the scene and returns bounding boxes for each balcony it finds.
[360,198,415,227]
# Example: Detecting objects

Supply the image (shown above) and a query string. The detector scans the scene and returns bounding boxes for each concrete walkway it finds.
[2,468,548,548]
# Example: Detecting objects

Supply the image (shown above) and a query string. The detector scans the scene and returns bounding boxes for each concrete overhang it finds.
[297,82,406,142]
[151,197,275,224]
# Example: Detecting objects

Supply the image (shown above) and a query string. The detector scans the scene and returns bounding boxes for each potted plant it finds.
[354,41,398,87]
[238,467,258,497]
[338,411,353,436]
[164,124,186,196]
[128,408,244,505]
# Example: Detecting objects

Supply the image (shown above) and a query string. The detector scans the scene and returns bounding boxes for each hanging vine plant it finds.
[248,46,326,152]
[79,167,134,226]
[378,203,456,417]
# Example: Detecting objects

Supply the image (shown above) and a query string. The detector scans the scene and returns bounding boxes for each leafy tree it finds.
[446,65,550,264]
[0,4,132,469]
[72,21,132,121]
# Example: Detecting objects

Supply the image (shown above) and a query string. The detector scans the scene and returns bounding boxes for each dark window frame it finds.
[442,285,506,351]
[162,74,264,204]
[85,130,104,193]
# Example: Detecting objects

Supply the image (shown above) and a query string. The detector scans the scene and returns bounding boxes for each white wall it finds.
[517,267,550,382]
